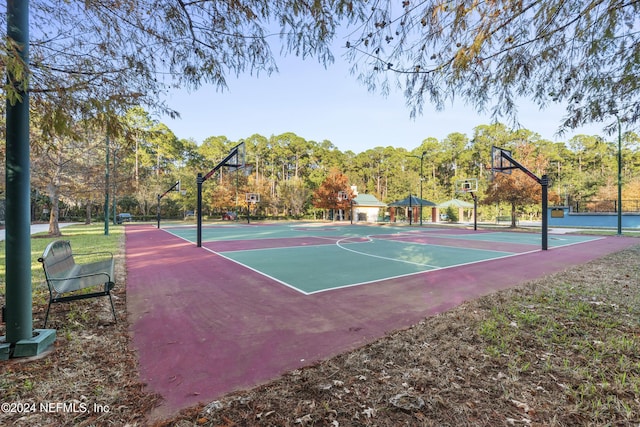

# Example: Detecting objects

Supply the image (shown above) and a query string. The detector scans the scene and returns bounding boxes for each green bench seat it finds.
[495,215,519,225]
[39,240,116,328]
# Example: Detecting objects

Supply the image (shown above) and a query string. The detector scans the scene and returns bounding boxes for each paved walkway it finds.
[0,223,74,241]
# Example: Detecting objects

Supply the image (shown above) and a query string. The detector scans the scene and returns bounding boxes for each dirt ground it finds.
[1,243,640,426]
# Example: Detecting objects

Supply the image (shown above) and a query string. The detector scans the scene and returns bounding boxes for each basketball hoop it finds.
[455,178,478,194]
[197,140,248,246]
[244,193,260,224]
[246,193,260,204]
[488,145,550,250]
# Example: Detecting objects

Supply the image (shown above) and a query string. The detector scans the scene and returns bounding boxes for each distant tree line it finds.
[8,107,639,231]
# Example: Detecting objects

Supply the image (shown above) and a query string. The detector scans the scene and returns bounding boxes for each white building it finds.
[352,193,387,223]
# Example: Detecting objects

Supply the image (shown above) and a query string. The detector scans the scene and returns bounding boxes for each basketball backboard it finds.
[491,146,513,175]
[455,178,478,194]
[246,193,260,203]
[227,141,246,171]
[176,180,187,195]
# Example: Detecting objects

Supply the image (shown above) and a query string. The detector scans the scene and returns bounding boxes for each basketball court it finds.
[125,221,639,418]
[164,222,602,294]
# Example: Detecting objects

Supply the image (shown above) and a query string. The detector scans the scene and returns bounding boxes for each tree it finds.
[245,134,270,186]
[272,133,311,180]
[7,2,639,152]
[353,147,396,198]
[439,132,469,193]
[312,168,354,220]
[345,1,640,133]
[31,127,106,234]
[484,142,559,227]
[414,137,444,201]
[277,177,309,217]
[566,134,614,201]
[445,205,458,223]
[306,140,350,189]
[209,175,237,217]
[2,1,359,134]
[485,171,540,228]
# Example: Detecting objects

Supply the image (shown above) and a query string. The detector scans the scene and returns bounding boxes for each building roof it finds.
[437,198,475,208]
[353,193,387,207]
[388,195,436,207]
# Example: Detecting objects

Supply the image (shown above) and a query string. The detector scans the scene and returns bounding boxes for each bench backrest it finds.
[39,240,76,280]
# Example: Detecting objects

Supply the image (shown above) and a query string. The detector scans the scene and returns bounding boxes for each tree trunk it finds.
[47,183,61,236]
[85,200,92,225]
[511,202,517,228]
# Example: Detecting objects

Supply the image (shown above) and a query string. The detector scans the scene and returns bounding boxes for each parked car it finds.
[222,211,237,220]
[116,213,132,224]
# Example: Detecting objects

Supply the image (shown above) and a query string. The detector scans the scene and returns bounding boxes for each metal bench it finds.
[496,215,519,225]
[38,240,117,328]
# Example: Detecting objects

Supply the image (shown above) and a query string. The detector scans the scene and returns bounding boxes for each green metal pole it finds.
[541,175,548,251]
[104,131,110,236]
[197,173,203,247]
[419,153,424,226]
[617,116,622,236]
[112,192,117,225]
[5,0,33,343]
[472,193,477,231]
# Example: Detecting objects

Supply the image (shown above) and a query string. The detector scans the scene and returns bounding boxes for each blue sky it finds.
[162,49,606,154]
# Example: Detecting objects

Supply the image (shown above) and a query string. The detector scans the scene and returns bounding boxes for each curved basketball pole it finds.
[196,142,245,247]
[493,146,549,251]
[156,180,181,229]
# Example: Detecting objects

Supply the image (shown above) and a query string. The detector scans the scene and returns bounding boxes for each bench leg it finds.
[108,294,117,324]
[43,296,116,327]
[43,301,52,328]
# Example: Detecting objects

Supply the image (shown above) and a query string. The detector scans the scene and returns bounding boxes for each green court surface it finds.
[220,240,514,293]
[163,223,601,294]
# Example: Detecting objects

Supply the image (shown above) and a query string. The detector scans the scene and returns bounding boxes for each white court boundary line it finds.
[195,235,357,254]
[157,226,310,294]
[307,234,605,295]
[336,236,440,268]
[157,227,606,296]
[337,234,520,259]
